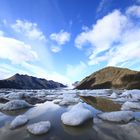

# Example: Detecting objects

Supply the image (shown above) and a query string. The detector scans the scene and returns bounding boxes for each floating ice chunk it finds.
[0,100,32,111]
[27,121,51,135]
[10,115,28,129]
[58,94,79,106]
[97,111,134,123]
[4,92,25,100]
[121,101,140,111]
[61,102,92,126]
[120,90,140,101]
[53,99,62,104]
[109,92,118,99]
[25,102,60,120]
[46,95,58,101]
[113,97,128,103]
[59,100,71,106]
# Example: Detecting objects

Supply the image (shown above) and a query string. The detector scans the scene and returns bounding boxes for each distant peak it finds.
[15,73,20,76]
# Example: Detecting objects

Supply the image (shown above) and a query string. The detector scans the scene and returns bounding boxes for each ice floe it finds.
[10,115,28,129]
[0,100,33,111]
[4,92,25,100]
[109,92,118,99]
[120,90,140,101]
[97,111,134,123]
[121,101,140,111]
[61,102,92,126]
[27,121,51,135]
[25,101,60,119]
[56,94,80,106]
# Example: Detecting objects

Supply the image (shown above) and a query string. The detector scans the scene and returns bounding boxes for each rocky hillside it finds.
[0,74,66,89]
[76,67,140,90]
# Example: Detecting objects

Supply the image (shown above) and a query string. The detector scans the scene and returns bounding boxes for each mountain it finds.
[76,66,140,90]
[0,74,66,89]
[72,81,80,87]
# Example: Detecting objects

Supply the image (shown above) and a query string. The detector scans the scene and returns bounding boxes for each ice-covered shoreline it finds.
[0,89,140,139]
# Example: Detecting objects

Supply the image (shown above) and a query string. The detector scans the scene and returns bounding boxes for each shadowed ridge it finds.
[0,74,66,89]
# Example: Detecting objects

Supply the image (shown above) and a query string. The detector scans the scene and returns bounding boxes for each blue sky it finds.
[0,0,140,85]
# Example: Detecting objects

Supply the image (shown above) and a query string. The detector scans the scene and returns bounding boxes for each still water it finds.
[0,89,140,140]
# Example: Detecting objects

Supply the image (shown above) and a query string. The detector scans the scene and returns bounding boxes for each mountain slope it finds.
[0,74,66,89]
[76,66,140,90]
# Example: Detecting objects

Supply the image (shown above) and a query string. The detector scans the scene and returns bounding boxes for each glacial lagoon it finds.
[0,89,140,140]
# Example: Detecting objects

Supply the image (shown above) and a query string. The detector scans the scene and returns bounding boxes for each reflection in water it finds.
[0,101,140,140]
[62,119,93,136]
[93,121,140,140]
[80,96,121,112]
[1,108,29,116]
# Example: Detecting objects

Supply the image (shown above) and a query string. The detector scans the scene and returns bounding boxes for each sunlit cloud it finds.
[126,5,140,17]
[50,45,61,53]
[12,20,46,41]
[0,30,4,36]
[96,0,106,13]
[0,36,38,64]
[66,61,87,78]
[50,30,70,45]
[75,7,140,68]
[22,62,71,85]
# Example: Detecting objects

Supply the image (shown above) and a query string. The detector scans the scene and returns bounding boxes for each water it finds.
[0,89,140,140]
[0,102,97,140]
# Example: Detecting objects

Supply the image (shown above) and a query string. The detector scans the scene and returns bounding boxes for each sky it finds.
[0,0,140,85]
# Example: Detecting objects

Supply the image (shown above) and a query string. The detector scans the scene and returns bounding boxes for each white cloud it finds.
[50,45,61,53]
[75,8,140,68]
[12,20,46,41]
[66,61,87,78]
[0,30,4,36]
[22,62,71,85]
[75,10,127,51]
[97,0,106,13]
[0,66,13,79]
[0,36,38,64]
[0,61,71,85]
[107,41,140,66]
[136,0,140,3]
[126,5,140,17]
[0,63,30,79]
[50,30,70,45]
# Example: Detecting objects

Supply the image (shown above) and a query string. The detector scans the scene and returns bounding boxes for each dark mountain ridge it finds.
[0,73,66,89]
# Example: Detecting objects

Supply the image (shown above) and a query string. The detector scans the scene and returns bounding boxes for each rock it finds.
[61,102,92,126]
[0,100,33,111]
[27,121,51,135]
[76,66,140,90]
[10,115,28,129]
[121,101,140,111]
[97,111,134,123]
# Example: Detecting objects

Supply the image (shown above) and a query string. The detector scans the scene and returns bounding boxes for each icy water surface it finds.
[0,89,140,140]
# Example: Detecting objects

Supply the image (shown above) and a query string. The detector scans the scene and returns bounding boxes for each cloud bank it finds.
[75,5,140,68]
